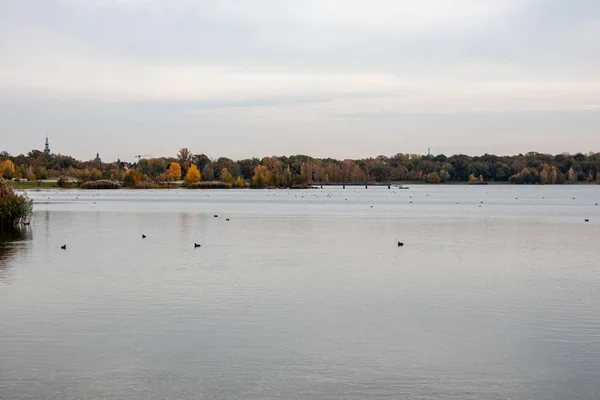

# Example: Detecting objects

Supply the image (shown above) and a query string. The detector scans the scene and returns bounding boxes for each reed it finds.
[0,178,33,227]
[79,180,121,189]
[188,181,232,189]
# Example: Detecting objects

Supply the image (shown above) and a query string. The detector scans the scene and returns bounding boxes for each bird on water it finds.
[398,242,404,247]
[142,234,146,239]
[194,243,201,248]
[61,245,67,250]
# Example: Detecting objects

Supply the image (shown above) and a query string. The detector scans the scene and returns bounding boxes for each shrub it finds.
[56,177,67,187]
[291,183,312,189]
[0,178,33,227]
[426,172,441,184]
[79,180,121,189]
[134,182,160,189]
[188,181,232,189]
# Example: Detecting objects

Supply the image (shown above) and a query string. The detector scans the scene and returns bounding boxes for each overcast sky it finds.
[1,0,599,162]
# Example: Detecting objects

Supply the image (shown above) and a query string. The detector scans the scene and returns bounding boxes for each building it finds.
[44,136,50,153]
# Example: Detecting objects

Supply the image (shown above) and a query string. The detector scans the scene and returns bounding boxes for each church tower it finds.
[44,136,50,153]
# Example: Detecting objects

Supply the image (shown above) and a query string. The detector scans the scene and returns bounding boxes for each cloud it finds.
[0,0,599,159]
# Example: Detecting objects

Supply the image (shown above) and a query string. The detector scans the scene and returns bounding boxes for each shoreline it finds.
[10,181,599,191]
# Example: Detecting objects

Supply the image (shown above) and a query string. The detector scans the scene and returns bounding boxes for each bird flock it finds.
[28,189,597,251]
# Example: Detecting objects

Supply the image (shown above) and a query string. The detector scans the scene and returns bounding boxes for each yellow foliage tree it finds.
[220,168,234,184]
[540,166,549,184]
[235,176,245,188]
[169,162,182,181]
[568,167,576,184]
[1,160,15,179]
[26,166,36,181]
[251,165,272,188]
[427,172,441,184]
[185,164,201,184]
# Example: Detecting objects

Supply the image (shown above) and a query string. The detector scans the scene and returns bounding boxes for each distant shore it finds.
[12,180,599,191]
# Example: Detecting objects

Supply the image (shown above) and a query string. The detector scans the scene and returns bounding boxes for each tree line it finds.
[1,149,600,187]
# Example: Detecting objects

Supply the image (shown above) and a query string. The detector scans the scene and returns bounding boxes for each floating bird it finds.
[194,243,201,248]
[142,234,146,239]
[61,245,67,250]
[214,215,218,218]
[226,218,230,221]
[398,242,404,247]
[585,219,589,222]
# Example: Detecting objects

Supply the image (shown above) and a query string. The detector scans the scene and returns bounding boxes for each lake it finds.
[1,185,600,399]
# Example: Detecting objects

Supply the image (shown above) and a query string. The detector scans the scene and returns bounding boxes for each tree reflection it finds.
[0,226,32,280]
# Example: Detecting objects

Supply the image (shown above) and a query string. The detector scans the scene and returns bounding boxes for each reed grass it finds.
[0,178,33,227]
[188,181,232,189]
[79,180,121,189]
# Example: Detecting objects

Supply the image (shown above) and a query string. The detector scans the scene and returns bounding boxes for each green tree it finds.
[439,170,451,182]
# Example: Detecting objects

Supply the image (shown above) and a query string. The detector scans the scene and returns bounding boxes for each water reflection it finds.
[0,226,31,280]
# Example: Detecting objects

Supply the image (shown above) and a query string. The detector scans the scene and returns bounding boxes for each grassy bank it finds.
[9,181,61,189]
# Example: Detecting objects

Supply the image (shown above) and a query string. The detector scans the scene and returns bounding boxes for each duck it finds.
[142,234,146,239]
[194,243,201,248]
[214,215,218,218]
[226,218,230,221]
[585,219,589,222]
[61,245,67,250]
[398,242,404,247]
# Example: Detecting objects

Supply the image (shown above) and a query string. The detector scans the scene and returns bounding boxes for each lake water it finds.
[1,185,600,399]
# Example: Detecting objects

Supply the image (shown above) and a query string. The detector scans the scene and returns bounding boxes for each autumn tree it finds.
[568,167,576,184]
[123,169,143,187]
[185,164,201,184]
[439,170,451,182]
[251,165,272,188]
[26,166,36,181]
[235,176,245,188]
[169,162,182,181]
[540,164,550,184]
[220,168,234,185]
[587,171,595,183]
[426,172,441,184]
[1,160,15,179]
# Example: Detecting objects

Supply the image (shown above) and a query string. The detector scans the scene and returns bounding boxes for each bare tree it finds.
[177,148,192,164]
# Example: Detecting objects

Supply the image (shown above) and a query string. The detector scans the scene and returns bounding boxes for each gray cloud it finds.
[0,0,599,161]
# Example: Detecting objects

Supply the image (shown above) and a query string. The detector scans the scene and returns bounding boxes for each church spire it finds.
[44,136,50,153]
